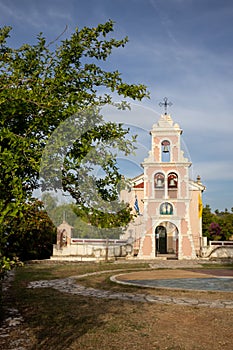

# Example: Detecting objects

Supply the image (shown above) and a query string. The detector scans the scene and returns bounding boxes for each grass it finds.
[199,262,233,269]
[1,261,233,350]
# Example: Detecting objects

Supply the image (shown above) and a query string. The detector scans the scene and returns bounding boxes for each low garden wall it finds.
[202,241,233,259]
[51,238,133,261]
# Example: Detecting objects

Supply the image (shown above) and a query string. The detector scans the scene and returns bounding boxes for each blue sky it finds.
[1,0,233,211]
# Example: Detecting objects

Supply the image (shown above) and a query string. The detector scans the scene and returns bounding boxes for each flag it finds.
[134,196,140,214]
[198,193,203,218]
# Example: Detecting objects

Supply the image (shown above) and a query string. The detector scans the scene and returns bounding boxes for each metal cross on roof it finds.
[159,97,173,115]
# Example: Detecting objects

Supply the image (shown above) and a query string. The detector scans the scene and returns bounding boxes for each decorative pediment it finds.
[150,114,182,135]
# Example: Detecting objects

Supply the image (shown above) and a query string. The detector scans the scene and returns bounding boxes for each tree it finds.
[42,192,134,239]
[202,204,233,241]
[215,210,233,240]
[72,203,133,238]
[202,204,215,239]
[208,222,222,241]
[5,200,56,261]
[0,21,149,270]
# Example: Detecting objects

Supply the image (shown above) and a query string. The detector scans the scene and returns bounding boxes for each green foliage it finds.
[202,204,215,238]
[72,203,133,238]
[0,256,23,279]
[0,21,149,273]
[202,204,233,241]
[4,200,56,261]
[42,193,133,239]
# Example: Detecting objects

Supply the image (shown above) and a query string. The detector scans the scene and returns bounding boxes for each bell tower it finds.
[138,98,198,259]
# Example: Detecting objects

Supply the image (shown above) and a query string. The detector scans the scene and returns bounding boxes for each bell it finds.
[169,178,176,187]
[163,145,169,153]
[156,178,163,187]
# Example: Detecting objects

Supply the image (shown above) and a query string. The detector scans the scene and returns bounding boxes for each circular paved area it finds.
[27,267,233,308]
[114,269,233,292]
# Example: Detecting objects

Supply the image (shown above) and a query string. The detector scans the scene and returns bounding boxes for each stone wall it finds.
[202,245,233,259]
[51,239,133,261]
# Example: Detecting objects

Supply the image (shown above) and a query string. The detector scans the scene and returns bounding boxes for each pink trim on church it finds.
[120,113,205,260]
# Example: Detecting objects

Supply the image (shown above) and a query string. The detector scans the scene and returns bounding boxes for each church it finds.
[121,99,206,260]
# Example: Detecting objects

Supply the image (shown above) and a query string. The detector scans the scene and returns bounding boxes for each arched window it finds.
[160,202,173,215]
[161,140,170,162]
[168,172,178,198]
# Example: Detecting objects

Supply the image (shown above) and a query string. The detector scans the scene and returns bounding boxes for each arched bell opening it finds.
[168,172,178,199]
[154,172,165,199]
[161,140,170,162]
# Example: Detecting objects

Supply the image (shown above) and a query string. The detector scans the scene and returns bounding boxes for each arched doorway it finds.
[155,221,178,257]
[155,226,167,254]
